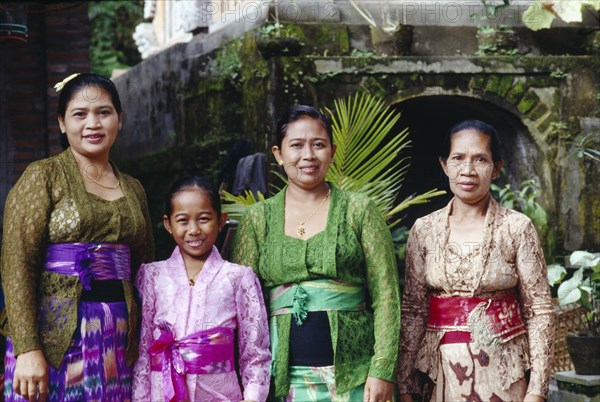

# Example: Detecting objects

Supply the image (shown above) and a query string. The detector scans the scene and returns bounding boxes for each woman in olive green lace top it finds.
[1,73,154,401]
[231,105,401,401]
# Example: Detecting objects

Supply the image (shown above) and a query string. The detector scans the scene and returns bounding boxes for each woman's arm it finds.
[236,267,271,402]
[1,163,52,357]
[360,200,401,383]
[396,221,430,395]
[230,207,261,270]
[515,219,554,399]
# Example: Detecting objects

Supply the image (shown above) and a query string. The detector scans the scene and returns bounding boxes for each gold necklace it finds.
[295,187,331,236]
[188,268,202,286]
[73,154,120,190]
[84,170,120,189]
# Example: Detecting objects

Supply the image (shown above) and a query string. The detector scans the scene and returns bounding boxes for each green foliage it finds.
[324,92,446,227]
[471,0,511,25]
[258,22,302,41]
[221,92,446,227]
[568,133,600,163]
[221,190,266,220]
[392,226,410,262]
[550,70,568,78]
[216,39,244,88]
[491,178,548,233]
[89,1,143,77]
[548,251,600,336]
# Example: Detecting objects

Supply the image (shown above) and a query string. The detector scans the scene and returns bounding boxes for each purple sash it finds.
[150,326,235,402]
[44,243,131,290]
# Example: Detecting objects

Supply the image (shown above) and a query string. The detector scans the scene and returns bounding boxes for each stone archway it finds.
[391,95,549,229]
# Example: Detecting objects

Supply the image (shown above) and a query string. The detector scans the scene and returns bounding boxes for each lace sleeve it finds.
[230,206,262,271]
[236,267,271,402]
[361,200,401,382]
[132,263,156,401]
[397,221,430,395]
[516,220,554,398]
[1,163,53,356]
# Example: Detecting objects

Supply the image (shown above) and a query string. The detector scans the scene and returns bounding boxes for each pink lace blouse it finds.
[132,246,271,401]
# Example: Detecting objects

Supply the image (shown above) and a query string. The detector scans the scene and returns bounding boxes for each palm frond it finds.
[325,92,444,226]
[221,190,265,220]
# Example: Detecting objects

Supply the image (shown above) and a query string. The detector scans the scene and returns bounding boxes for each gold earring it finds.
[278,161,284,166]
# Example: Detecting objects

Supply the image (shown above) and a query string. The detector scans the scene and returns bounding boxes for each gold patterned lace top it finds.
[0,149,154,367]
[396,197,555,398]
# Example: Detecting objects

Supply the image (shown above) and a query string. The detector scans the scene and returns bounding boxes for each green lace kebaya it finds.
[231,185,401,397]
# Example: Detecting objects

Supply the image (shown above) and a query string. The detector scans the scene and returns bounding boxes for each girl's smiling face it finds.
[163,188,225,266]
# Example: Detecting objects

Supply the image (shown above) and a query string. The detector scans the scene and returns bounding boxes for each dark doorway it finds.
[392,95,538,229]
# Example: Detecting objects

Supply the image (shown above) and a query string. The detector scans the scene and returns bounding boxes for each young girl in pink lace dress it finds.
[132,176,271,402]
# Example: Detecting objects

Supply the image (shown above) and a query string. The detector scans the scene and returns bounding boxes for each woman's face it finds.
[440,129,503,205]
[58,85,122,162]
[272,116,336,191]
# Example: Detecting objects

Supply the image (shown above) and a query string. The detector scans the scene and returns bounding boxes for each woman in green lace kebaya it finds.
[1,73,154,401]
[231,105,401,402]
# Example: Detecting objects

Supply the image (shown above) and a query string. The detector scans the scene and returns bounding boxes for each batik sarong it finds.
[282,366,365,402]
[4,301,131,402]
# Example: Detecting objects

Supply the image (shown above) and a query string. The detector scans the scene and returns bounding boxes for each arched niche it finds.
[391,95,549,229]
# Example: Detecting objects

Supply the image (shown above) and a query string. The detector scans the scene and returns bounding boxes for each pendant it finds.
[189,278,195,286]
[297,224,306,236]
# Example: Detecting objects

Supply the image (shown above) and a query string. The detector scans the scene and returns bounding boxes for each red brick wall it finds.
[0,1,90,218]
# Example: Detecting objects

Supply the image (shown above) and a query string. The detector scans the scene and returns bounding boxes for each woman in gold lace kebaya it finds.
[397,120,554,402]
[1,73,154,401]
[231,105,401,402]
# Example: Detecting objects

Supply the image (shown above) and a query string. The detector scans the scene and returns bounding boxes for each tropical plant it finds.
[89,1,143,76]
[568,133,600,163]
[491,178,548,234]
[548,251,600,336]
[324,93,445,227]
[523,0,600,31]
[221,92,446,227]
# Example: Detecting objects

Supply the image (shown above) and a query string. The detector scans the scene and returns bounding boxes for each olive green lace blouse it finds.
[231,185,401,397]
[0,149,154,368]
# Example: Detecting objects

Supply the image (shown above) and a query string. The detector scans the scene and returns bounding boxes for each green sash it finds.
[268,279,366,375]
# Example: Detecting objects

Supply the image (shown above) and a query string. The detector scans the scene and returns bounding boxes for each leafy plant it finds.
[221,92,446,226]
[89,1,143,76]
[325,93,445,227]
[567,133,600,163]
[471,0,511,26]
[548,251,600,336]
[550,69,568,78]
[523,0,600,31]
[491,178,548,233]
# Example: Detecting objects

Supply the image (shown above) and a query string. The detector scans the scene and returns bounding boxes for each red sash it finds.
[427,291,526,345]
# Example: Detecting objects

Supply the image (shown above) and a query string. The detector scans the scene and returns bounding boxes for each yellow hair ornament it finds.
[53,73,81,92]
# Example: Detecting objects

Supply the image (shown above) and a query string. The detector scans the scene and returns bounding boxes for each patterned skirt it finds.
[4,301,131,402]
[427,343,527,402]
[281,365,365,402]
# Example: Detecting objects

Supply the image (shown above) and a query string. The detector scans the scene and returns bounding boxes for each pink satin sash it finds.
[427,291,526,345]
[149,326,235,402]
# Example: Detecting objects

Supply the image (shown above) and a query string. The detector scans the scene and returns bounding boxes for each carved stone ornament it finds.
[133,22,160,59]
